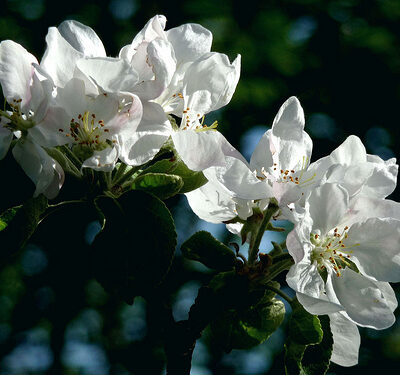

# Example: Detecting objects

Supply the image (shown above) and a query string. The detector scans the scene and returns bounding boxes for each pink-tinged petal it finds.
[12,139,64,199]
[185,181,237,224]
[307,183,349,235]
[31,106,73,147]
[0,40,37,107]
[329,312,360,367]
[331,268,395,329]
[120,15,167,61]
[347,218,400,282]
[57,20,106,57]
[132,38,176,100]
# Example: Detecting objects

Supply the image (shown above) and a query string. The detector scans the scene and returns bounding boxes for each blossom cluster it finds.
[188,97,400,366]
[1,15,399,368]
[0,15,240,198]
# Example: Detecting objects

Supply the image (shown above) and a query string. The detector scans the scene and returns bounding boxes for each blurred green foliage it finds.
[0,0,399,374]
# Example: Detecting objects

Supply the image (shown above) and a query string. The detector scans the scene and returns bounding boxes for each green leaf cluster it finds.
[285,300,333,375]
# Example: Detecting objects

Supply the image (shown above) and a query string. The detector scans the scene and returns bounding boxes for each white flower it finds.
[286,183,400,330]
[31,78,142,171]
[120,15,242,170]
[0,40,64,198]
[319,135,398,200]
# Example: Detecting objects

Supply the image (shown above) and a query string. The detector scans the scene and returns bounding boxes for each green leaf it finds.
[0,205,22,231]
[132,172,184,199]
[0,195,48,263]
[211,297,285,352]
[284,299,325,375]
[288,300,323,346]
[301,316,333,375]
[91,190,177,304]
[181,231,237,271]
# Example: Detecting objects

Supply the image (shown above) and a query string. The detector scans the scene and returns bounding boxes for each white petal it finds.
[0,126,13,159]
[75,57,139,94]
[286,260,326,299]
[204,156,273,199]
[185,180,237,224]
[329,312,360,367]
[0,40,37,107]
[31,106,72,147]
[41,27,84,87]
[286,229,305,263]
[172,130,228,171]
[296,292,343,315]
[12,140,64,199]
[82,146,118,172]
[118,101,170,166]
[182,52,240,114]
[167,23,212,63]
[330,135,367,165]
[332,268,395,329]
[347,218,400,282]
[57,20,106,57]
[361,155,398,198]
[307,183,349,235]
[272,96,305,138]
[132,38,176,100]
[249,129,274,174]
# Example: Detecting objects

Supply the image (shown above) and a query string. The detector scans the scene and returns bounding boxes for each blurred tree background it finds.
[0,0,399,374]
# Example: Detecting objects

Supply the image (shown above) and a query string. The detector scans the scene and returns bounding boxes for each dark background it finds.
[0,0,399,374]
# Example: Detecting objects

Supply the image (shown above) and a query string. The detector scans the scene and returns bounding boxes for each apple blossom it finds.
[286,183,400,330]
[0,40,64,198]
[30,78,142,171]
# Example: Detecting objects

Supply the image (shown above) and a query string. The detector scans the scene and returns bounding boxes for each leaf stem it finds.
[265,284,293,304]
[248,202,279,265]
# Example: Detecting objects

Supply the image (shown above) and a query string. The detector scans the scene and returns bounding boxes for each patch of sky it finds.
[65,309,103,342]
[7,0,44,20]
[172,281,202,321]
[62,342,109,375]
[365,127,394,159]
[85,221,102,245]
[120,297,147,341]
[240,126,268,161]
[288,16,317,45]
[21,244,48,276]
[307,113,338,140]
[109,0,138,20]
[3,343,53,373]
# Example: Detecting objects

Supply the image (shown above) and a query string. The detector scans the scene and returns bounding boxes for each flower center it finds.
[0,98,35,134]
[310,226,359,277]
[180,106,218,132]
[59,111,111,149]
[269,156,316,186]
